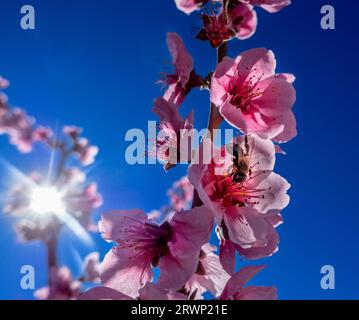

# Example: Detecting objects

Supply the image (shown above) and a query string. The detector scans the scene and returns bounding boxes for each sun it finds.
[29,186,66,216]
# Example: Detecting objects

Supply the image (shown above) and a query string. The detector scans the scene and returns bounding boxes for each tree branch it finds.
[192,42,228,208]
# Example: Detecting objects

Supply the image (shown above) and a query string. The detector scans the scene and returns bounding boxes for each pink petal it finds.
[234,134,276,171]
[79,286,132,300]
[100,247,153,298]
[175,0,203,15]
[236,213,279,260]
[211,57,236,106]
[224,206,256,246]
[139,282,169,300]
[169,206,214,260]
[199,244,230,296]
[167,32,194,86]
[250,0,291,13]
[153,97,184,130]
[220,265,266,300]
[99,209,147,242]
[158,207,213,290]
[231,3,258,40]
[246,171,290,213]
[235,48,276,84]
[235,286,278,300]
[220,240,236,275]
[157,253,195,290]
[255,74,296,117]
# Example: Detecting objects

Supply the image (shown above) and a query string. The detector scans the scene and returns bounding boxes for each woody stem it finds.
[207,43,227,140]
[45,145,70,284]
[192,42,228,208]
[46,229,58,283]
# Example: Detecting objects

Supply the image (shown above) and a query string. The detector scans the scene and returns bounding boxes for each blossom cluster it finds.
[1,0,296,301]
[35,252,101,300]
[1,79,102,242]
[0,77,52,152]
[80,0,296,300]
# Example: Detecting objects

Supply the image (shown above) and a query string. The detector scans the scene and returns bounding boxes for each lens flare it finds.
[29,186,65,215]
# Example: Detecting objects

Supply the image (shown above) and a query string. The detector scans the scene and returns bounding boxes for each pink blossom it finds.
[188,135,289,267]
[63,125,83,139]
[160,32,200,106]
[79,282,187,300]
[79,286,132,300]
[197,2,257,47]
[220,265,277,300]
[0,76,9,89]
[167,176,194,211]
[64,182,103,230]
[82,252,101,283]
[15,220,46,243]
[63,125,99,166]
[248,0,291,13]
[138,282,188,300]
[211,48,297,143]
[230,2,258,40]
[146,176,193,224]
[74,138,99,166]
[35,267,81,300]
[99,207,213,298]
[196,0,292,47]
[185,243,230,299]
[32,126,53,143]
[153,97,194,170]
[0,94,7,116]
[0,108,34,152]
[174,0,210,15]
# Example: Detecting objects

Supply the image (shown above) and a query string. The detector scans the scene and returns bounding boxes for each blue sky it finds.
[0,0,358,299]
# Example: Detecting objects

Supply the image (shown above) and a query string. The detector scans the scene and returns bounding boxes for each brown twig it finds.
[192,42,228,208]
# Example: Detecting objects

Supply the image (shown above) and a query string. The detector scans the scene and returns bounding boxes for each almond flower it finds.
[220,265,277,300]
[174,0,211,15]
[99,207,213,298]
[80,265,275,300]
[167,176,194,211]
[82,252,101,283]
[197,2,257,47]
[153,97,194,170]
[35,267,81,300]
[196,0,291,47]
[211,48,297,143]
[0,80,52,152]
[160,33,203,106]
[188,135,289,271]
[63,126,99,166]
[147,176,194,224]
[247,0,291,13]
[0,75,9,89]
[0,108,52,152]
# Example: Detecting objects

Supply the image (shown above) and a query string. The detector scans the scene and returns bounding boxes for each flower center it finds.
[197,13,235,48]
[229,72,263,114]
[118,219,172,267]
[208,164,270,208]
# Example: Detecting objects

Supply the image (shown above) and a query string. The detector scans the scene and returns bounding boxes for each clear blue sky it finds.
[0,0,358,299]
